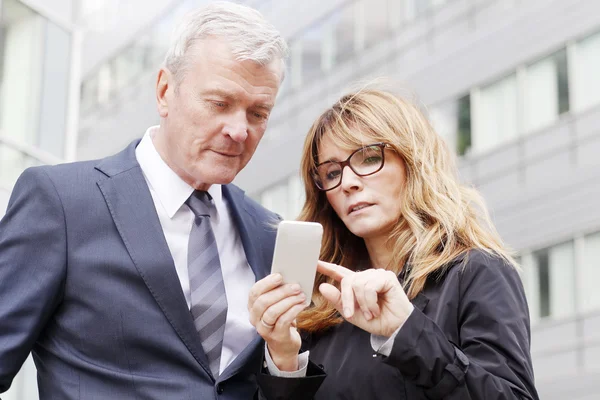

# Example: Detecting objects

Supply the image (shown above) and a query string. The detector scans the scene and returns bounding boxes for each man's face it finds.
[155,38,282,190]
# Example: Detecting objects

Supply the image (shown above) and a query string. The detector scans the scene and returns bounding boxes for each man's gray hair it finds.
[164,1,288,83]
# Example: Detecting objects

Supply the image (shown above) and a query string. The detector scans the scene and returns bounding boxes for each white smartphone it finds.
[270,221,323,306]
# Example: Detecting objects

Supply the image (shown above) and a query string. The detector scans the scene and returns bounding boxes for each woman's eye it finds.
[363,156,382,164]
[325,169,341,181]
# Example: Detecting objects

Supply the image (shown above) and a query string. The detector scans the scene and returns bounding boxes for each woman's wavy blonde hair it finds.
[296,89,516,333]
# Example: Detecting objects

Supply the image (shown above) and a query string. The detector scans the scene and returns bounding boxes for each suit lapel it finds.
[219,185,277,380]
[223,185,273,281]
[95,141,212,376]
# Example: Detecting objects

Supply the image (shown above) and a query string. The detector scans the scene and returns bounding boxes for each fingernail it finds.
[343,308,352,318]
[364,311,372,321]
[291,284,301,292]
[273,273,283,283]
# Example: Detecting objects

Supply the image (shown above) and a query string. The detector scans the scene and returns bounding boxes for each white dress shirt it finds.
[136,127,257,374]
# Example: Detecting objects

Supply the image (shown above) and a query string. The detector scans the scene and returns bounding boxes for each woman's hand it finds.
[317,261,414,337]
[248,273,308,371]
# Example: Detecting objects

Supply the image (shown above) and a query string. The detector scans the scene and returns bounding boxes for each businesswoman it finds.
[249,89,539,399]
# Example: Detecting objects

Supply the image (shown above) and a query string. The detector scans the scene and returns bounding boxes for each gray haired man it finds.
[0,2,324,399]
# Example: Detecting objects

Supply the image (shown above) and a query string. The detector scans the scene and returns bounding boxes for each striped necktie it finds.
[186,191,228,378]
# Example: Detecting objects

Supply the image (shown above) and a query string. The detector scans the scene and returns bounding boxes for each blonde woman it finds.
[249,89,539,399]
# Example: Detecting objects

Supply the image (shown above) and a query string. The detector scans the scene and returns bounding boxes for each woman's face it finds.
[318,134,407,242]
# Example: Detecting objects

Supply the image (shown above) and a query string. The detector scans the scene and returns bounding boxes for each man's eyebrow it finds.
[202,88,274,111]
[202,88,234,99]
[255,103,274,112]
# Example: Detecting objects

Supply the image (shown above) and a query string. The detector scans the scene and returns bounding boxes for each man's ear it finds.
[156,68,171,118]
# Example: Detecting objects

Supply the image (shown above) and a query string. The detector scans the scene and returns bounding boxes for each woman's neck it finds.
[364,236,393,270]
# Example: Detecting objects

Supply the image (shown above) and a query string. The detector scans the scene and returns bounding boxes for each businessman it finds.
[0,2,309,398]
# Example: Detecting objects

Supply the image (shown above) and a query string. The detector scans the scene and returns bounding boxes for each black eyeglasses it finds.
[313,143,391,191]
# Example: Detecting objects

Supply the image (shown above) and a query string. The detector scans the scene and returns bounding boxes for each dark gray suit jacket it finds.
[0,140,279,399]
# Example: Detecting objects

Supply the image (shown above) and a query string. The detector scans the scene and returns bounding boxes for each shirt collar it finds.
[136,126,223,219]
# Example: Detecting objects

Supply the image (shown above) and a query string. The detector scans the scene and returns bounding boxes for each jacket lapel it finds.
[222,185,274,281]
[219,185,278,380]
[95,141,212,376]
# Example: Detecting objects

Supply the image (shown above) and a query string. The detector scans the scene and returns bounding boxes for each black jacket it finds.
[258,250,539,399]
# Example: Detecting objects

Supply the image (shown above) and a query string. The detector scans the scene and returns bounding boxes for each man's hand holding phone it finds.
[248,273,306,371]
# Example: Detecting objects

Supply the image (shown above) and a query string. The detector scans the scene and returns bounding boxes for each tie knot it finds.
[186,191,213,218]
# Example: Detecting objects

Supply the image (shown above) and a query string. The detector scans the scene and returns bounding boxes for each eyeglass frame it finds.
[312,142,393,191]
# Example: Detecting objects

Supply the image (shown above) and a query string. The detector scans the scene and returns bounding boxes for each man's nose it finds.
[223,111,249,143]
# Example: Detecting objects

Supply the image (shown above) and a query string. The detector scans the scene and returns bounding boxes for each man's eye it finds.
[252,111,268,120]
[210,101,226,108]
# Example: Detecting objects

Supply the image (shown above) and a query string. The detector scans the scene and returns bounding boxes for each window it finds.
[573,30,600,112]
[0,0,44,148]
[581,232,600,312]
[532,241,575,321]
[474,74,518,152]
[0,0,70,159]
[524,49,569,132]
[429,94,471,156]
[457,95,472,156]
[534,250,551,318]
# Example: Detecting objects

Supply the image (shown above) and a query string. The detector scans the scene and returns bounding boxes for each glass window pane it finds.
[574,30,600,112]
[0,0,45,148]
[475,74,518,152]
[457,95,472,156]
[429,101,458,153]
[37,19,71,158]
[429,95,471,156]
[581,232,600,312]
[521,253,541,324]
[548,241,575,318]
[524,49,569,133]
[534,249,551,318]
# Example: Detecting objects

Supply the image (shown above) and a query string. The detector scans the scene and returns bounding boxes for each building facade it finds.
[5,0,600,398]
[0,0,81,398]
[0,0,80,212]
